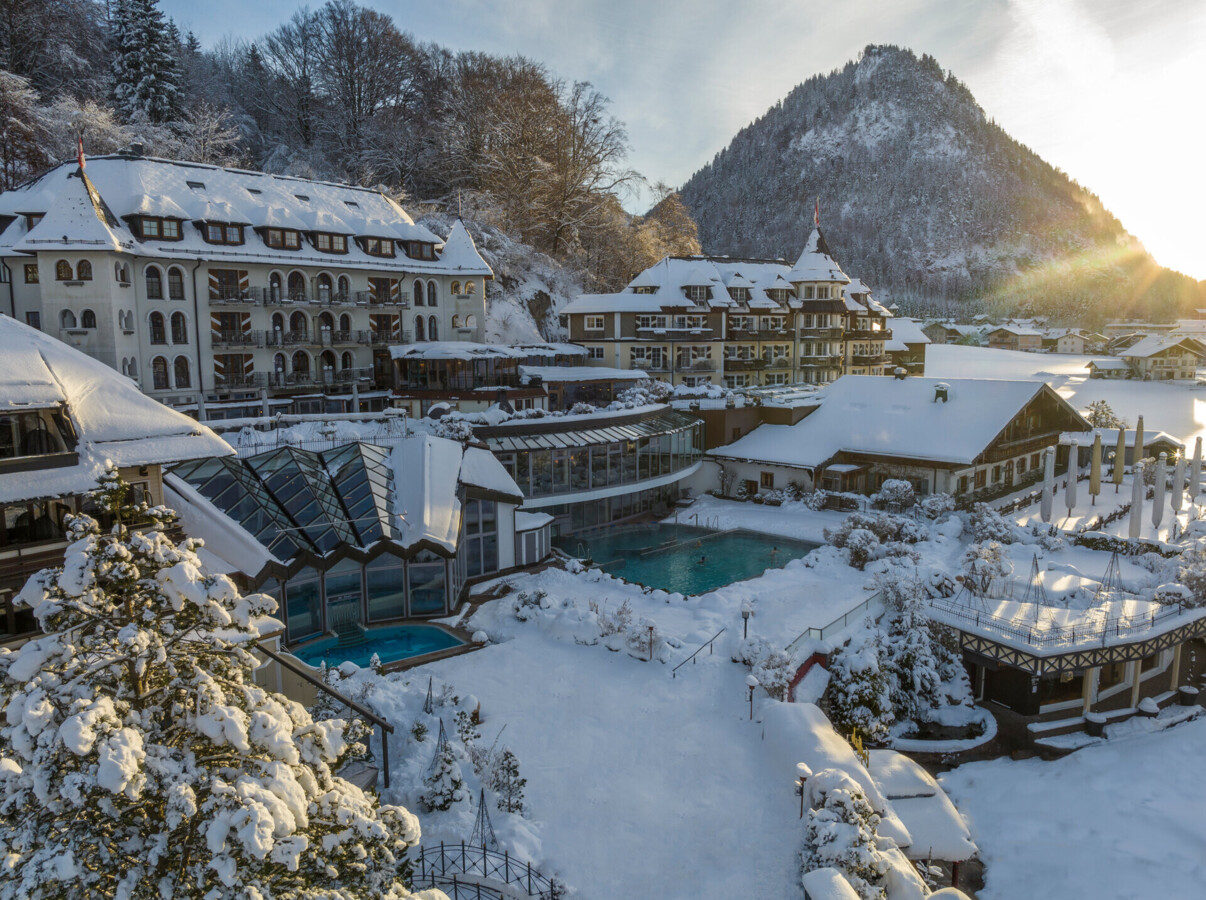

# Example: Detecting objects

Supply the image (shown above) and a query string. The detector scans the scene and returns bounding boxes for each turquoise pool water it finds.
[292,625,465,669]
[556,524,819,595]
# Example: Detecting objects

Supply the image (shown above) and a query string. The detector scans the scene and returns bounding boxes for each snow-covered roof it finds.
[520,366,647,383]
[1086,359,1128,370]
[786,228,850,284]
[515,511,554,531]
[0,317,232,504]
[1058,429,1183,451]
[389,341,521,361]
[868,750,977,862]
[0,156,487,277]
[711,376,1083,468]
[884,317,931,351]
[800,869,862,900]
[1118,335,1205,359]
[513,342,589,358]
[11,170,132,254]
[989,325,1043,337]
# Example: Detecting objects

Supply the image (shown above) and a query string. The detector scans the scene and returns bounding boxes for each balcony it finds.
[723,358,767,371]
[264,330,311,346]
[211,331,264,349]
[852,354,888,366]
[314,330,358,347]
[214,372,267,390]
[763,356,793,369]
[265,368,374,389]
[677,360,716,373]
[359,290,411,308]
[634,327,713,342]
[799,326,844,340]
[369,330,413,345]
[798,355,843,367]
[633,362,671,373]
[727,327,791,340]
[849,328,892,342]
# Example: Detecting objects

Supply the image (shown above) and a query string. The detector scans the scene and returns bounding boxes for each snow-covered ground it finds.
[926,344,1206,446]
[942,718,1206,900]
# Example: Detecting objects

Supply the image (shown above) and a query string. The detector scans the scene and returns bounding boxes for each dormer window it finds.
[0,407,77,460]
[728,287,751,302]
[359,236,395,258]
[133,216,182,241]
[204,223,244,245]
[633,286,659,294]
[768,288,792,302]
[684,285,710,302]
[405,241,435,260]
[313,233,348,253]
[264,228,301,250]
[24,213,42,230]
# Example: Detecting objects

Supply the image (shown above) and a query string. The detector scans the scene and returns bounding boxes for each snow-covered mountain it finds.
[679,45,1203,322]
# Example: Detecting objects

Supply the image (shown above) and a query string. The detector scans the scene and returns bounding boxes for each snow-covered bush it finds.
[1154,582,1193,607]
[967,502,1019,543]
[420,736,468,812]
[826,512,928,548]
[593,598,632,636]
[800,769,891,900]
[0,470,427,900]
[732,637,794,700]
[1176,549,1206,607]
[825,632,894,742]
[432,415,475,442]
[1028,522,1065,552]
[512,588,548,621]
[1083,399,1126,429]
[845,528,880,570]
[870,479,916,511]
[490,747,527,815]
[918,493,956,520]
[568,401,596,416]
[802,489,832,511]
[616,379,672,406]
[960,541,1010,596]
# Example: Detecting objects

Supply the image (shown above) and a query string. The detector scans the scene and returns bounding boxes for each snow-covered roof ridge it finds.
[0,317,232,504]
[787,227,850,284]
[436,219,492,275]
[11,170,134,254]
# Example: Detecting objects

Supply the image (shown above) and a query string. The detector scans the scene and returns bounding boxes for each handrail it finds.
[414,842,555,898]
[672,626,727,678]
[785,591,884,654]
[255,641,394,786]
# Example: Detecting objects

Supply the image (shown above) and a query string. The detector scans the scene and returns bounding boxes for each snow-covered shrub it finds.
[800,769,891,900]
[870,479,916,511]
[622,616,667,661]
[491,747,527,815]
[512,588,548,621]
[0,469,425,900]
[432,415,475,442]
[1028,522,1065,552]
[410,721,428,742]
[1176,549,1206,607]
[568,401,596,416]
[803,489,831,511]
[826,632,894,742]
[845,528,881,571]
[420,738,468,812]
[960,541,1010,596]
[733,637,795,700]
[826,512,928,548]
[616,378,673,406]
[918,493,956,520]
[1084,399,1126,430]
[967,502,1019,543]
[593,598,633,636]
[1154,582,1193,607]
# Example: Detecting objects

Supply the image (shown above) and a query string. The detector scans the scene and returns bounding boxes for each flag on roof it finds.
[77,136,85,171]
[814,197,819,227]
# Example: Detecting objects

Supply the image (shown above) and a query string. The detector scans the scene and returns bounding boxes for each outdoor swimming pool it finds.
[556,524,819,595]
[291,625,465,669]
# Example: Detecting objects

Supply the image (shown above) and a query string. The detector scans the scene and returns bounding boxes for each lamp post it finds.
[746,674,759,720]
[796,762,813,819]
[741,601,753,639]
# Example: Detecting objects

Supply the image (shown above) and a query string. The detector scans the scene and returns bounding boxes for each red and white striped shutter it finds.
[242,353,254,376]
[210,311,222,335]
[207,271,220,299]
[238,271,249,293]
[240,312,251,335]
[391,279,401,303]
[213,355,227,381]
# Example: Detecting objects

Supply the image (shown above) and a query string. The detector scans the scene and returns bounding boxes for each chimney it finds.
[934,383,950,403]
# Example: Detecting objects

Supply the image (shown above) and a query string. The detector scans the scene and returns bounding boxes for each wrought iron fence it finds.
[413,842,557,899]
[785,591,884,654]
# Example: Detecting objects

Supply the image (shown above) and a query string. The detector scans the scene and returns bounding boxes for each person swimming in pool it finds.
[698,555,707,565]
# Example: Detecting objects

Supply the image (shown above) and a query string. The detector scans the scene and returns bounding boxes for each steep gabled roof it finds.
[11,170,133,254]
[787,227,850,284]
[435,219,492,275]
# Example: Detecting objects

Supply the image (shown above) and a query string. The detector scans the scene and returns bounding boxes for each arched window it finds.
[320,350,336,378]
[337,275,350,299]
[339,313,352,332]
[128,358,137,378]
[167,266,184,300]
[289,311,307,336]
[341,351,353,370]
[464,314,477,331]
[316,273,333,301]
[269,272,283,302]
[450,280,461,295]
[60,309,77,329]
[76,260,92,280]
[145,266,163,300]
[114,262,123,282]
[291,351,310,377]
[428,315,438,341]
[274,352,286,373]
[170,311,187,344]
[414,315,425,342]
[451,315,462,328]
[55,260,72,281]
[413,279,424,307]
[318,312,335,335]
[81,309,97,329]
[151,356,169,390]
[271,312,285,333]
[173,356,191,388]
[426,280,437,307]
[465,280,477,295]
[287,271,306,301]
[149,312,166,344]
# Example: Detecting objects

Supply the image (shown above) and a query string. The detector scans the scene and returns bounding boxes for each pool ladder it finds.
[330,604,367,648]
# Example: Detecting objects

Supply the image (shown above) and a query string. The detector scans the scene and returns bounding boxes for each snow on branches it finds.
[0,469,430,900]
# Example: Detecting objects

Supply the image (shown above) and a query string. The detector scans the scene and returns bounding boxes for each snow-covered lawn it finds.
[926,344,1206,446]
[941,718,1206,900]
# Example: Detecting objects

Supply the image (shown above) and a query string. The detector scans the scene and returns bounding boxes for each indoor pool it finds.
[556,524,819,595]
[291,625,465,669]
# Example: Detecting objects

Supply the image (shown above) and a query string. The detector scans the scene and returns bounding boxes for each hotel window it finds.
[204,223,243,245]
[585,315,605,330]
[633,285,659,294]
[142,218,160,238]
[802,286,814,299]
[162,219,179,239]
[760,471,774,490]
[23,264,37,284]
[587,346,604,360]
[167,267,185,300]
[684,285,709,302]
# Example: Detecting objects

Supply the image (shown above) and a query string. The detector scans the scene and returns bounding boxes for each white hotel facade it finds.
[0,151,492,411]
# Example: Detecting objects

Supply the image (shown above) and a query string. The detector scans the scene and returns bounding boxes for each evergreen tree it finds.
[0,469,426,900]
[419,738,466,813]
[492,748,526,816]
[111,0,181,123]
[800,770,891,900]
[825,630,894,743]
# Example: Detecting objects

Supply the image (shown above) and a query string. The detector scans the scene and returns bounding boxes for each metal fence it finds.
[785,591,884,654]
[413,843,557,899]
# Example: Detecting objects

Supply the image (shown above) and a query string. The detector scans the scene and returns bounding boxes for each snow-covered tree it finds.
[878,574,943,722]
[0,69,49,189]
[111,0,181,123]
[825,631,894,742]
[1083,400,1126,430]
[870,479,916,511]
[800,769,891,900]
[419,736,467,813]
[1176,549,1206,607]
[0,470,431,899]
[491,747,526,815]
[961,540,1010,597]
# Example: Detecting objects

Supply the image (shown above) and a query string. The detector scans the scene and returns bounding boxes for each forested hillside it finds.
[679,45,1204,324]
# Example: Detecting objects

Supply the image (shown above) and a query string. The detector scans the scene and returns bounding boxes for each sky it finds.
[162,0,1206,280]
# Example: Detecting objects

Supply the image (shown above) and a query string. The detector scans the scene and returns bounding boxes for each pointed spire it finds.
[439,219,492,275]
[787,227,850,285]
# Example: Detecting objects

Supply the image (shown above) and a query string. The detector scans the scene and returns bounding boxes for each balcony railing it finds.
[358,290,411,308]
[799,327,844,340]
[798,355,843,366]
[633,327,713,342]
[314,330,358,346]
[370,330,413,345]
[727,327,791,340]
[264,330,311,346]
[211,331,264,348]
[848,328,892,342]
[852,354,888,366]
[677,360,716,372]
[723,358,767,371]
